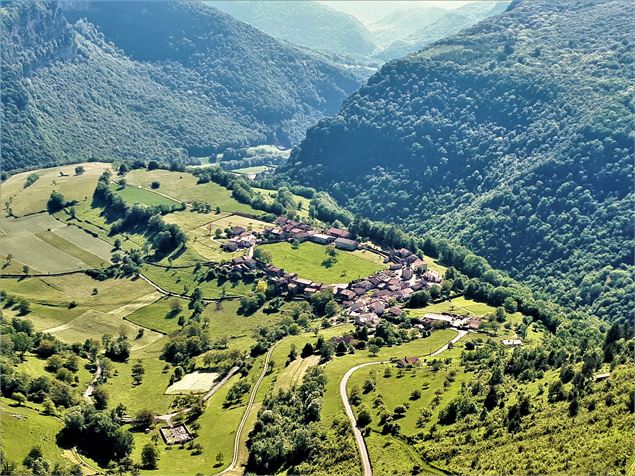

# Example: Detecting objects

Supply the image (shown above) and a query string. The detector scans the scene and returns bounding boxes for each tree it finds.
[75,165,85,175]
[301,342,314,358]
[47,191,66,213]
[368,344,380,356]
[135,409,155,429]
[12,332,31,360]
[141,443,159,469]
[319,341,334,362]
[253,248,272,264]
[118,178,127,188]
[288,344,297,362]
[11,392,26,406]
[93,385,109,410]
[132,360,145,385]
[357,405,372,427]
[215,452,224,467]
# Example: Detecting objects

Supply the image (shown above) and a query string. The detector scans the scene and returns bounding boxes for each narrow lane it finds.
[340,329,467,476]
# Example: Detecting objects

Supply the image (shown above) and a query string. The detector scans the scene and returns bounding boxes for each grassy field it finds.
[123,169,257,215]
[141,265,254,298]
[124,296,185,334]
[231,165,272,175]
[17,352,95,392]
[105,338,176,415]
[48,298,164,349]
[0,398,69,468]
[0,274,155,330]
[2,163,112,218]
[261,241,386,284]
[208,214,270,233]
[163,210,229,232]
[0,213,112,273]
[109,183,180,208]
[202,300,287,351]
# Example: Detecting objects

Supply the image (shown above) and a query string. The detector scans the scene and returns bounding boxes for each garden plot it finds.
[165,371,220,394]
[0,213,112,273]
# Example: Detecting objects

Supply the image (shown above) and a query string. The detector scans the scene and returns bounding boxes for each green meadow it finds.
[261,241,386,284]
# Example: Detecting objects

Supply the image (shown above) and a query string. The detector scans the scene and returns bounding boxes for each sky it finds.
[320,1,471,24]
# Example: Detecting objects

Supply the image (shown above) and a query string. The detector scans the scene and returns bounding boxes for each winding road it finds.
[216,343,276,475]
[340,329,468,476]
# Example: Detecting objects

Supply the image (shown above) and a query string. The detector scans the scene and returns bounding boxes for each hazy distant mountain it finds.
[367,6,447,48]
[207,0,377,57]
[376,2,509,60]
[1,0,362,172]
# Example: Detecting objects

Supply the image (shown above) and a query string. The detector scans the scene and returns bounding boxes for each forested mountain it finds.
[1,0,362,172]
[283,0,635,323]
[376,2,509,61]
[207,1,377,57]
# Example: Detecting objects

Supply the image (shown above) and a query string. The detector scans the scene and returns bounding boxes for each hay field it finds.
[165,371,220,394]
[0,213,112,273]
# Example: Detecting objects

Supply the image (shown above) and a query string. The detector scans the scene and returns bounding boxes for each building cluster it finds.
[221,225,258,252]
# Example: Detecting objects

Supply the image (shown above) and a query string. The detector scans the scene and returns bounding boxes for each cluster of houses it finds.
[221,225,258,252]
[219,214,526,348]
[267,216,361,251]
[220,216,361,253]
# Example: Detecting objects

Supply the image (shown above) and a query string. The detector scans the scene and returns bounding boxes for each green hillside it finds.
[284,0,635,324]
[0,0,362,172]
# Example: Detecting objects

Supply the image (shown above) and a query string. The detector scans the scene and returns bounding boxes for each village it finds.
[216,214,521,345]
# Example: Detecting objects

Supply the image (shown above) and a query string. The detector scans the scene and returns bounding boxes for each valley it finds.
[1,161,631,475]
[1,0,632,475]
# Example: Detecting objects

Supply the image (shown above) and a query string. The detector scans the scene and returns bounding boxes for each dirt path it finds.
[83,361,102,402]
[216,343,276,476]
[340,329,467,476]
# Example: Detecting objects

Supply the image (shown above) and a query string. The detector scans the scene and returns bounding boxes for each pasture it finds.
[0,213,112,273]
[141,265,254,299]
[124,297,185,334]
[109,183,180,208]
[123,169,257,215]
[0,399,68,468]
[165,371,220,394]
[260,241,386,284]
[0,274,155,330]
[2,162,111,217]
[47,292,163,348]
[207,213,270,233]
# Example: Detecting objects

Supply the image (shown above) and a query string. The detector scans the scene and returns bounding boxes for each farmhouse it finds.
[311,233,335,245]
[397,356,419,368]
[222,240,239,252]
[502,339,523,347]
[334,237,358,250]
[355,313,380,328]
[327,227,352,239]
